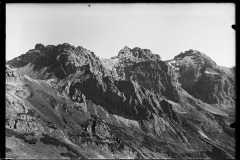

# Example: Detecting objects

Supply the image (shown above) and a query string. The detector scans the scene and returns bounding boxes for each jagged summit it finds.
[168,49,235,105]
[35,43,45,50]
[112,46,161,61]
[6,43,236,159]
[7,43,104,79]
[33,43,94,54]
[174,49,217,68]
[175,49,203,57]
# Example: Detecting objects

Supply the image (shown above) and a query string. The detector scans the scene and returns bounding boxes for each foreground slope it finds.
[6,65,140,159]
[6,44,235,159]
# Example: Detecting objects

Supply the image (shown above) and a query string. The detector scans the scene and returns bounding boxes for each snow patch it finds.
[204,69,218,75]
[205,70,211,74]
[167,60,176,65]
[198,130,210,140]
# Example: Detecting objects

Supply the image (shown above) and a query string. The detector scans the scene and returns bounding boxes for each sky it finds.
[6,3,235,67]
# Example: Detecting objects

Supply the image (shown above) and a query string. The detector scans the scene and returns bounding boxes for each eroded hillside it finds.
[6,44,235,159]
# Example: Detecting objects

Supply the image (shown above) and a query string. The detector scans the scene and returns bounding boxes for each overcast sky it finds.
[6,3,235,67]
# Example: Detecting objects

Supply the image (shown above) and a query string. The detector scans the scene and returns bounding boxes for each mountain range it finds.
[6,43,235,159]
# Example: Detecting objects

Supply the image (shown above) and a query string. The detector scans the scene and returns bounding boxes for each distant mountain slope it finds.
[7,43,106,79]
[6,44,235,159]
[166,49,235,107]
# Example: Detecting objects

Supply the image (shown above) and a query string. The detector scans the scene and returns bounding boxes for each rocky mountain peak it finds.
[7,43,105,80]
[115,46,161,61]
[171,49,235,105]
[35,43,45,50]
[174,49,217,68]
[6,43,235,159]
[174,49,201,59]
[123,46,131,51]
[115,46,132,58]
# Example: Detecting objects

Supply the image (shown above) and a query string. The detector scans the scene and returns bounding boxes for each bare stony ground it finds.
[5,44,235,159]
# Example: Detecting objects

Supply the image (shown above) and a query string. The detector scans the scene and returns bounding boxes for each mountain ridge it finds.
[6,43,235,159]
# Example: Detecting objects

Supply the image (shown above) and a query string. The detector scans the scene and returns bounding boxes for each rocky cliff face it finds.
[8,43,106,79]
[6,44,235,159]
[167,49,235,107]
[112,46,161,61]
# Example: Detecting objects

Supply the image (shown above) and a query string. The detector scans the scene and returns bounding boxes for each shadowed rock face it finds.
[8,43,106,79]
[112,46,161,61]
[169,50,235,106]
[6,44,235,159]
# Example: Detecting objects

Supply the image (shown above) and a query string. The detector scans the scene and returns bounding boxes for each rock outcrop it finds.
[6,44,235,159]
[167,49,235,106]
[7,43,106,79]
[113,46,161,61]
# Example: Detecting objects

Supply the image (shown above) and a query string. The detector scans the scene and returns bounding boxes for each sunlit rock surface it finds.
[6,44,235,159]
